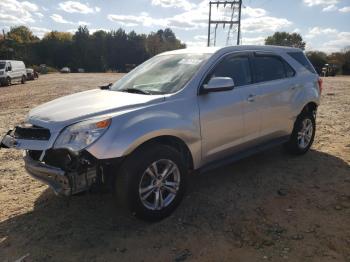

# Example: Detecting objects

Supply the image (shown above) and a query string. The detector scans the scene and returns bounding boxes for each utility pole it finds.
[207,0,243,47]
[237,0,242,45]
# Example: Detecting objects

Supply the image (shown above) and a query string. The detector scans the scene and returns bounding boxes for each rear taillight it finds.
[317,78,323,94]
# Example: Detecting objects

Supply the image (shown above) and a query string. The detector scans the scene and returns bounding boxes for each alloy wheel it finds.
[138,159,180,211]
[297,118,313,149]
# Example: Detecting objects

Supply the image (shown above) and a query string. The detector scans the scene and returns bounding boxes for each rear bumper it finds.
[24,153,71,196]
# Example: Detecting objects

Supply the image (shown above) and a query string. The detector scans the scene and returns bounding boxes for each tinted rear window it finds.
[288,52,316,74]
[253,55,287,83]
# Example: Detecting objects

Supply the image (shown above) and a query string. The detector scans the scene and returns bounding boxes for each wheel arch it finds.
[300,101,318,116]
[126,135,195,171]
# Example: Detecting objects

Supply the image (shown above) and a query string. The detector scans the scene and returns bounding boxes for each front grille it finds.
[14,125,51,140]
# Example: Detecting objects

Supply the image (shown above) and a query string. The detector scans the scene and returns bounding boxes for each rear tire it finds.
[285,111,316,155]
[115,144,187,221]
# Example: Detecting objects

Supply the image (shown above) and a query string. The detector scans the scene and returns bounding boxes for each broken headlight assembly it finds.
[54,117,111,152]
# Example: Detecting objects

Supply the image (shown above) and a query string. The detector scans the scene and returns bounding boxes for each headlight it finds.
[54,118,111,151]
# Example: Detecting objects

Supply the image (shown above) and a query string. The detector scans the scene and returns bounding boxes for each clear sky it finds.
[1,0,350,53]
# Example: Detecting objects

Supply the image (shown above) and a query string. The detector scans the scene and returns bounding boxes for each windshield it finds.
[111,53,210,94]
[0,62,5,70]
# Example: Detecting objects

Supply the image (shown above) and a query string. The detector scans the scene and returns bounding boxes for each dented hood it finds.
[27,89,164,128]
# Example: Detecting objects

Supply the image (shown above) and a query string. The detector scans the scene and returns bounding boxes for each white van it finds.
[0,60,27,86]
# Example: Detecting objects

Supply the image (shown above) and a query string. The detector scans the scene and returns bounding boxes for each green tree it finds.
[306,51,328,74]
[341,49,350,75]
[37,31,73,68]
[2,26,39,62]
[265,32,306,50]
[7,26,39,43]
[0,26,185,72]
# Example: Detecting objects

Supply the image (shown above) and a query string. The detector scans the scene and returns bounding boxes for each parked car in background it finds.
[322,63,337,77]
[77,68,85,73]
[39,64,48,74]
[0,46,321,221]
[60,67,70,73]
[26,68,39,80]
[0,60,27,86]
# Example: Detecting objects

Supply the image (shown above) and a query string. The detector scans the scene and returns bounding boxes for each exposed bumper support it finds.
[24,153,72,196]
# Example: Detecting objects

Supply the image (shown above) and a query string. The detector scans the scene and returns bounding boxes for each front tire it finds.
[6,77,11,86]
[115,144,187,221]
[21,75,26,84]
[285,111,316,155]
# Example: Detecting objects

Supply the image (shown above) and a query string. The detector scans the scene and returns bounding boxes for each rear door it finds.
[250,52,297,140]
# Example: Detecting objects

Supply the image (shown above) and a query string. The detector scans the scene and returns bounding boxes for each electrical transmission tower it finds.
[207,1,242,47]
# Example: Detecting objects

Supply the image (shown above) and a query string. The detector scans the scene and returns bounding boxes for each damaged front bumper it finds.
[1,127,99,196]
[24,152,71,196]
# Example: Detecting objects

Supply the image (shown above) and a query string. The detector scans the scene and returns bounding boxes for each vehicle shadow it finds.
[1,147,349,261]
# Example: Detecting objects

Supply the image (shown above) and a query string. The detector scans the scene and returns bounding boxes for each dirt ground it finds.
[0,73,349,262]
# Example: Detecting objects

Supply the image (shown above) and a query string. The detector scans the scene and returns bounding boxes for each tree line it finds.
[0,26,185,72]
[265,32,350,75]
[1,27,349,75]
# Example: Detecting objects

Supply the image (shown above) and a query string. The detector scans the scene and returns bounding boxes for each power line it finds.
[207,0,243,47]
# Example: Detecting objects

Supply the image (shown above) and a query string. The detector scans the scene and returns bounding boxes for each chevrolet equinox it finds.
[1,45,321,221]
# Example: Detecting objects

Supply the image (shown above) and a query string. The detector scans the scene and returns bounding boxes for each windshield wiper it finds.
[119,88,151,95]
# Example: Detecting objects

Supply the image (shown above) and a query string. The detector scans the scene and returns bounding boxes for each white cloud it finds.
[108,13,168,27]
[35,12,44,18]
[315,32,350,52]
[59,1,99,14]
[108,1,292,33]
[322,4,337,11]
[151,0,195,11]
[30,26,50,38]
[242,16,292,33]
[339,6,350,12]
[185,41,206,48]
[78,21,90,26]
[194,35,207,41]
[305,26,338,38]
[50,14,74,24]
[303,0,338,7]
[21,1,39,12]
[241,36,265,45]
[243,6,267,18]
[0,0,38,24]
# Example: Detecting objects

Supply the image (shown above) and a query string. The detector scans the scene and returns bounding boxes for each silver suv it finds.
[1,46,321,221]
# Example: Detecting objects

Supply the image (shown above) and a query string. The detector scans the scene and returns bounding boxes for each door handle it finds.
[247,94,255,102]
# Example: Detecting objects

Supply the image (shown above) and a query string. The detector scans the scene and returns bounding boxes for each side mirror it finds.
[201,77,234,94]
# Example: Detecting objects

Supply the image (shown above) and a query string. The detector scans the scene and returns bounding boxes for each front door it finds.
[198,53,255,165]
